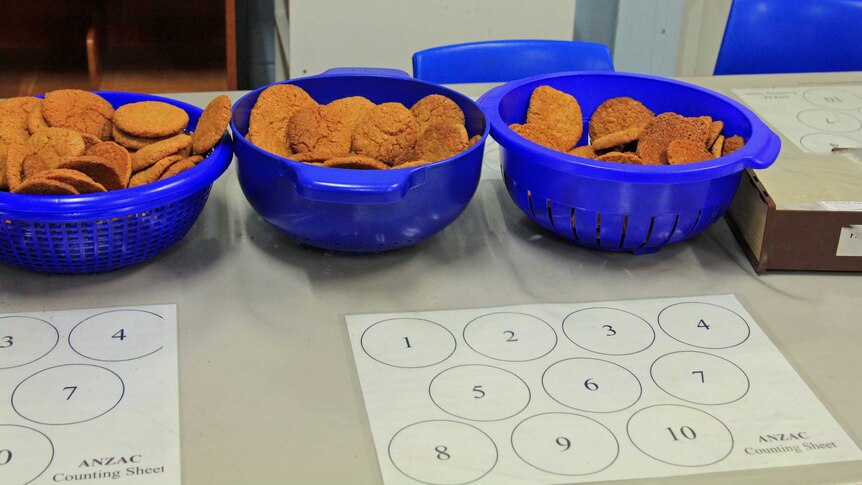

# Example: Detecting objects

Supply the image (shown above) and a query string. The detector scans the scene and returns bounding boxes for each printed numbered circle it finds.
[797,109,862,133]
[542,358,642,413]
[463,312,557,361]
[0,425,54,485]
[658,302,750,349]
[627,404,733,467]
[12,364,125,425]
[69,309,165,361]
[511,413,618,476]
[361,318,456,368]
[563,308,655,355]
[803,88,862,110]
[389,420,497,485]
[0,316,59,369]
[430,365,530,421]
[651,352,750,405]
[799,133,862,153]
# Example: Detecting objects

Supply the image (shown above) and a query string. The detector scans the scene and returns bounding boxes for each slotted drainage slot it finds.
[619,216,629,249]
[547,200,556,231]
[685,210,703,238]
[570,208,580,242]
[639,217,656,248]
[663,215,680,245]
[595,213,602,247]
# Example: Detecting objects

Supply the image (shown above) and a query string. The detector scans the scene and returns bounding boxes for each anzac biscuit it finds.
[667,139,714,165]
[130,133,192,171]
[510,123,571,152]
[36,168,106,194]
[0,139,7,190]
[636,113,711,165]
[526,85,582,151]
[710,135,725,158]
[0,97,42,131]
[22,154,49,179]
[588,97,655,140]
[192,95,231,155]
[80,133,102,150]
[415,122,468,162]
[27,127,86,168]
[290,150,351,164]
[410,94,465,137]
[596,151,645,164]
[352,102,418,165]
[468,134,481,147]
[708,120,723,148]
[57,155,125,191]
[129,155,184,187]
[42,89,114,139]
[12,178,79,195]
[567,145,596,159]
[112,125,170,150]
[248,84,317,158]
[392,159,433,169]
[159,158,196,180]
[86,141,132,187]
[27,105,50,134]
[5,144,29,191]
[591,124,647,151]
[113,101,188,138]
[322,155,389,170]
[289,97,375,157]
[0,117,29,146]
[722,135,744,156]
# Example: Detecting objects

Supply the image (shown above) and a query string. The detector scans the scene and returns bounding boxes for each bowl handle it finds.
[293,165,427,204]
[321,67,412,78]
[744,131,782,170]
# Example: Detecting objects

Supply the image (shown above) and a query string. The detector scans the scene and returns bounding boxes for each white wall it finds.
[276,0,576,79]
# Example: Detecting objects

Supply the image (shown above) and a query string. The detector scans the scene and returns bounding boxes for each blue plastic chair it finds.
[412,39,614,84]
[714,0,862,75]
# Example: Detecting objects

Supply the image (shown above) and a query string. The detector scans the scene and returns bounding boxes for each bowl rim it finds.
[477,70,781,183]
[0,91,233,216]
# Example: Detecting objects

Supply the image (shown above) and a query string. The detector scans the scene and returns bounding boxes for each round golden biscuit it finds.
[248,84,317,158]
[289,96,375,157]
[112,125,170,150]
[27,127,86,169]
[12,177,79,195]
[415,123,468,162]
[22,153,49,179]
[4,144,29,192]
[722,135,745,156]
[130,133,192,171]
[192,95,231,155]
[290,150,352,164]
[595,151,644,164]
[57,155,125,191]
[322,156,389,170]
[526,85,582,151]
[636,113,712,165]
[0,117,29,146]
[129,154,184,187]
[567,145,596,159]
[159,158,196,180]
[509,123,571,152]
[42,89,114,139]
[86,141,132,188]
[588,97,655,140]
[114,101,189,138]
[0,139,7,190]
[391,159,433,169]
[37,168,106,194]
[410,94,465,136]
[352,102,418,165]
[0,97,42,131]
[667,139,714,165]
[27,104,50,135]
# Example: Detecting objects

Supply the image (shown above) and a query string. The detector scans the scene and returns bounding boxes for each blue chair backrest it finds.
[714,0,862,75]
[413,39,614,84]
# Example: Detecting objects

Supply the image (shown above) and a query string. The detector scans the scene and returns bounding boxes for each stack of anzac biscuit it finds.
[510,85,745,165]
[0,89,231,195]
[247,84,480,169]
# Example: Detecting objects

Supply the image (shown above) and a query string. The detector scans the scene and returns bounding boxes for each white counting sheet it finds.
[346,295,862,484]
[0,305,180,485]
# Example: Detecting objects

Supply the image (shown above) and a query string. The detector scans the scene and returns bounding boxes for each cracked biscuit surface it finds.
[248,84,317,158]
[352,102,417,165]
[410,94,465,137]
[42,89,114,139]
[526,85,582,151]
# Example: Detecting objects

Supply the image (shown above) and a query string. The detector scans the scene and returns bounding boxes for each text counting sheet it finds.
[346,294,862,484]
[0,305,180,485]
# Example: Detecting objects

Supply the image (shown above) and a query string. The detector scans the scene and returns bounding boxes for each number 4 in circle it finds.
[697,320,710,330]
[112,329,127,341]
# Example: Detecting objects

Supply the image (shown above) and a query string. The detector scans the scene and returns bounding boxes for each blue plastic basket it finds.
[0,92,233,274]
[231,68,488,252]
[478,71,781,253]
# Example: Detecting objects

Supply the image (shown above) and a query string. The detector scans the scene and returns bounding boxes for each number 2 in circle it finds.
[503,330,518,342]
